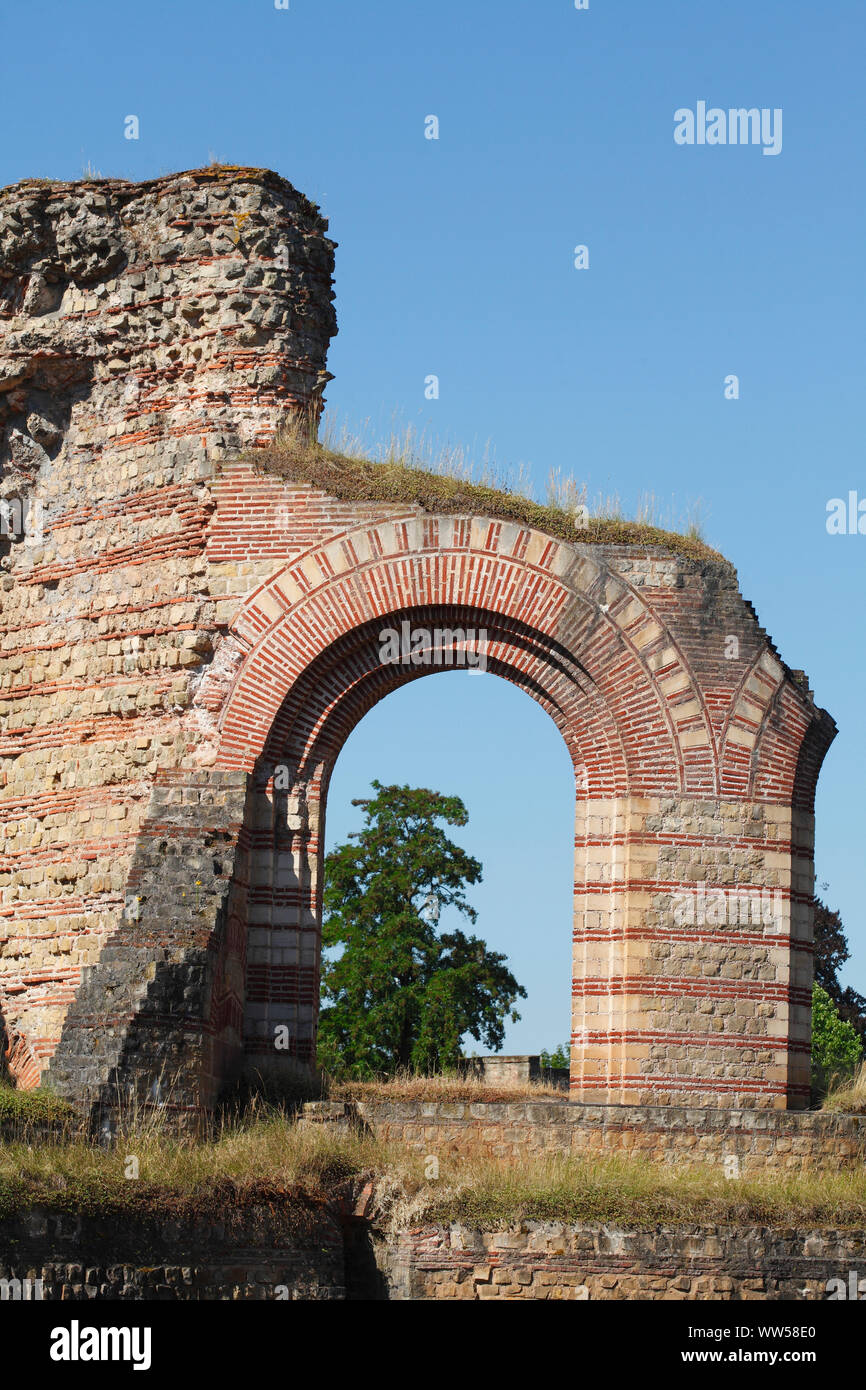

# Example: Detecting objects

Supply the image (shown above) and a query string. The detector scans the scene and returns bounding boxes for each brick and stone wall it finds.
[0,168,337,1110]
[1,1201,862,1301]
[380,1223,866,1301]
[0,1199,345,1300]
[349,1099,866,1175]
[0,168,836,1118]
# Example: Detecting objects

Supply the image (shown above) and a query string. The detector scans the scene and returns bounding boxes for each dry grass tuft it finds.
[822,1061,866,1114]
[4,1101,866,1230]
[330,1068,566,1103]
[414,1149,866,1230]
[244,414,720,565]
[4,1075,866,1230]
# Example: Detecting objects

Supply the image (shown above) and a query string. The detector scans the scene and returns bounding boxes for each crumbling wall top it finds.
[0,166,337,498]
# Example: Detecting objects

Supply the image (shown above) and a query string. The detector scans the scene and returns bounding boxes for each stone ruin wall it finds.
[0,167,339,1087]
[0,168,836,1116]
[2,1200,863,1300]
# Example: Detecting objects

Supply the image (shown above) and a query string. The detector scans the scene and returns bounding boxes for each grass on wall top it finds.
[247,418,727,568]
[3,1072,866,1226]
[2,1101,866,1229]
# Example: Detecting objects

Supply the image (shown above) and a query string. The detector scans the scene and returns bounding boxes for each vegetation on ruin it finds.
[821,1061,866,1115]
[247,415,722,564]
[417,1150,866,1231]
[3,1100,866,1229]
[329,1071,566,1102]
[0,1085,74,1127]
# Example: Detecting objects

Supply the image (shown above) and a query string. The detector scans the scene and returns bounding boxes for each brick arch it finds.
[260,607,626,786]
[191,513,831,1109]
[221,599,630,1086]
[719,650,786,795]
[214,515,715,796]
[2,167,837,1117]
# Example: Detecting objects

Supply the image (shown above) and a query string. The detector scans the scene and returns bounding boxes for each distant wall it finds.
[352,1099,866,1175]
[460,1056,569,1089]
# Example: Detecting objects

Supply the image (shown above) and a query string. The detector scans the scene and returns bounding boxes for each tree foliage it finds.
[540,1043,569,1070]
[811,983,863,1093]
[813,897,866,1044]
[318,781,526,1078]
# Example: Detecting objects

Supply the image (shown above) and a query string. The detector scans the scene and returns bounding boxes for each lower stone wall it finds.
[0,1200,345,1301]
[352,1099,866,1174]
[3,1204,864,1301]
[381,1224,866,1301]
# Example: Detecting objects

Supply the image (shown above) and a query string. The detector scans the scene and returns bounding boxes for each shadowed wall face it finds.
[0,170,834,1117]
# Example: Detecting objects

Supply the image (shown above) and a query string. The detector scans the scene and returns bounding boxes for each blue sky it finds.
[2,0,863,1048]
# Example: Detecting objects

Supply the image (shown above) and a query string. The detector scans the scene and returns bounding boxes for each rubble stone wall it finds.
[1,1203,862,1302]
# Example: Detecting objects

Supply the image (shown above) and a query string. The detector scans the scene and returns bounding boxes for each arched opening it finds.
[311,665,576,1076]
[218,605,601,1094]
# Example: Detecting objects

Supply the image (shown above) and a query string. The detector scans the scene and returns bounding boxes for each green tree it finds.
[811,983,863,1095]
[318,781,526,1078]
[813,896,866,1045]
[540,1043,569,1070]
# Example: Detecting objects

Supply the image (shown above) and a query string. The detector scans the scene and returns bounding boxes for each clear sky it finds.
[2,0,863,1050]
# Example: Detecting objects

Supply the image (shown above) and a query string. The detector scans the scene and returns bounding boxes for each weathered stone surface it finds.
[0,168,337,1107]
[381,1222,865,1301]
[0,168,836,1116]
[0,1201,345,1300]
[1,1204,860,1301]
[348,1099,866,1174]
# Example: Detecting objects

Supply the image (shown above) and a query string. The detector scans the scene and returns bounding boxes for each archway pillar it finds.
[239,768,325,1083]
[571,795,809,1109]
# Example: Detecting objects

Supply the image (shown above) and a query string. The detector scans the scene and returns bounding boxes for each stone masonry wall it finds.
[381,1224,866,1301]
[1,1202,863,1301]
[0,1199,345,1300]
[351,1099,866,1175]
[0,168,337,1094]
[0,168,837,1116]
